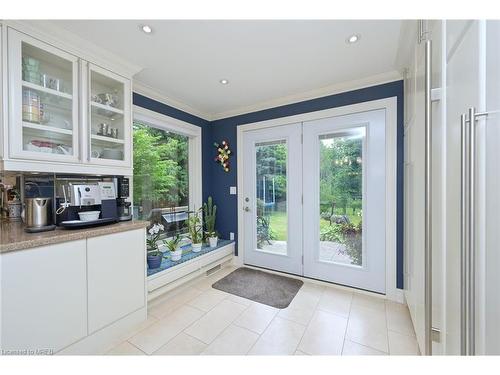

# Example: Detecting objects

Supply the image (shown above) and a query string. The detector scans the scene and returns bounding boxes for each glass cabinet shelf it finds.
[22,80,73,100]
[23,122,73,135]
[91,134,125,144]
[91,101,124,116]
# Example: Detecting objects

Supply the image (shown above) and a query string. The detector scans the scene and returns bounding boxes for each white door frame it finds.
[236,97,402,302]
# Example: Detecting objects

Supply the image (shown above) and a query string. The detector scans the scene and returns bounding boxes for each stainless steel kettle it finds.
[24,197,52,228]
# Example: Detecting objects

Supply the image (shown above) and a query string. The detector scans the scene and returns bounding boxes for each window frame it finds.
[132,105,202,216]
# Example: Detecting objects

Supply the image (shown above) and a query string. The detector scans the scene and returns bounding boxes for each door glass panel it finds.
[90,70,125,161]
[21,42,75,156]
[319,128,364,266]
[255,140,287,255]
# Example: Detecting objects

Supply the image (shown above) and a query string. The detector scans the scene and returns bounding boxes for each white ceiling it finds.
[52,20,403,120]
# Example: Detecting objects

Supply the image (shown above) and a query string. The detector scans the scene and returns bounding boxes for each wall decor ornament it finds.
[214,140,232,172]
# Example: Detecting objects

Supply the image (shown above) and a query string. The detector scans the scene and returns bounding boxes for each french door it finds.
[303,109,386,293]
[242,109,387,293]
[242,123,303,275]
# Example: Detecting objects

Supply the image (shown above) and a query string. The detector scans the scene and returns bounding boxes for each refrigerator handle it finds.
[424,38,433,356]
[461,108,490,355]
[460,112,469,355]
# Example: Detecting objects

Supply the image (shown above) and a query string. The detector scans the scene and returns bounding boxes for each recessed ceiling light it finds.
[219,79,229,85]
[141,25,152,34]
[346,34,360,44]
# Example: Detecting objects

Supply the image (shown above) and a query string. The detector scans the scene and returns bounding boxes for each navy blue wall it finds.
[206,80,404,289]
[134,81,404,290]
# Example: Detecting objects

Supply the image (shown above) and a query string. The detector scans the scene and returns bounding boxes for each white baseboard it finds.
[232,255,244,267]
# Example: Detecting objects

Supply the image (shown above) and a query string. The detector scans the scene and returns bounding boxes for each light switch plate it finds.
[230,186,237,195]
[230,232,235,240]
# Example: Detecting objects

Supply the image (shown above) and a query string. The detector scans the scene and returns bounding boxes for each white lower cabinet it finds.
[0,228,146,354]
[87,229,145,334]
[1,240,88,353]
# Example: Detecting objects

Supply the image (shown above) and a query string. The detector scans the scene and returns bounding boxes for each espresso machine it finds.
[115,177,132,221]
[56,181,119,228]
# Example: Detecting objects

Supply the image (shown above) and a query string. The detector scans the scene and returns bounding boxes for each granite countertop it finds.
[0,220,150,254]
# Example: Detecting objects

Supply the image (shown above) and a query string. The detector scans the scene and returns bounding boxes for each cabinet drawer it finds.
[87,229,145,333]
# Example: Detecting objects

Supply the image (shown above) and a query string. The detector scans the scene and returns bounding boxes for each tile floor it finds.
[106,265,420,356]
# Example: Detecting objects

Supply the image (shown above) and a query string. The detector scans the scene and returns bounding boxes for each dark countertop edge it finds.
[0,220,150,254]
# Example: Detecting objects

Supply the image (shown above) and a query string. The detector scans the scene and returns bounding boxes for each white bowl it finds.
[78,211,101,221]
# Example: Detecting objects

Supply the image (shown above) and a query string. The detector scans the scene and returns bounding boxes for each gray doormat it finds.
[212,267,304,309]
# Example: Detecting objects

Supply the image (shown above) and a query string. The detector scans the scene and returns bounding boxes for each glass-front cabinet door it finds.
[87,63,131,166]
[8,29,79,162]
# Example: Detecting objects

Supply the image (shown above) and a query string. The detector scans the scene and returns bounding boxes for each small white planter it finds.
[208,236,218,248]
[192,242,202,253]
[170,248,183,261]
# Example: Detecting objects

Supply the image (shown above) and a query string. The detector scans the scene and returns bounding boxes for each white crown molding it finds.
[134,70,402,122]
[209,70,403,121]
[1,20,143,78]
[132,80,211,121]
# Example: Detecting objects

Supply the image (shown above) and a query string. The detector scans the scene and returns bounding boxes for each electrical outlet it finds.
[230,232,235,240]
[230,186,237,195]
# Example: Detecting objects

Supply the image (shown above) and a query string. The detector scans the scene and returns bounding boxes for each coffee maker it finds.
[56,181,118,228]
[115,177,132,221]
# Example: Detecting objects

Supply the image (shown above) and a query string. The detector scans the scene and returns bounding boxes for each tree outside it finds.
[318,131,364,266]
[256,130,364,266]
[133,122,189,223]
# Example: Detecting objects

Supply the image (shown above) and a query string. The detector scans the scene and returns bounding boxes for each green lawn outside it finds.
[266,210,287,240]
[265,209,361,241]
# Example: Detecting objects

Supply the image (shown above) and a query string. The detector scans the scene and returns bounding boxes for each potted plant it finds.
[164,234,183,261]
[203,196,218,247]
[188,208,203,252]
[146,223,164,269]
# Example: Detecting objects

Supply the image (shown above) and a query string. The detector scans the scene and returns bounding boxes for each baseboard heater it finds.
[147,242,235,301]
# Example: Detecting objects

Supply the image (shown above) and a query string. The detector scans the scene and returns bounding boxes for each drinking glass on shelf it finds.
[22,89,41,123]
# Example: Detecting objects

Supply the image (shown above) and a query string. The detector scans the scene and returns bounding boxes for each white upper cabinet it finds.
[8,29,80,163]
[2,26,133,174]
[87,63,131,167]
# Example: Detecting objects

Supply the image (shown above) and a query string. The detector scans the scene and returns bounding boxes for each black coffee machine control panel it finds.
[115,177,132,221]
[117,177,130,198]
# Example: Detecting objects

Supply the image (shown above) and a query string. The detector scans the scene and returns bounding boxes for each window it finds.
[132,107,202,238]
